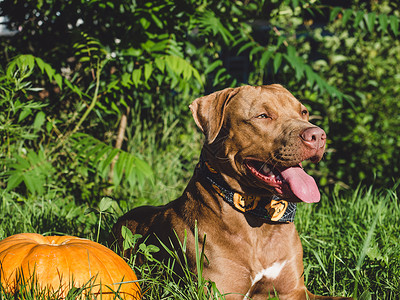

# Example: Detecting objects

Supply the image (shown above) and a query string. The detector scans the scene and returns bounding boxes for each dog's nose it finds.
[300,127,326,149]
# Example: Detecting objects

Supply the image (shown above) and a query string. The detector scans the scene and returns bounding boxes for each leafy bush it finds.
[0,54,155,203]
[311,4,400,188]
[0,0,399,205]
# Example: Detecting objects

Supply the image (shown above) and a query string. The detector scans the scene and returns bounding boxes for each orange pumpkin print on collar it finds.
[233,193,260,212]
[265,199,288,221]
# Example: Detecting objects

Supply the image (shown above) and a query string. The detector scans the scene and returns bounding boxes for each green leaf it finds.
[64,79,82,98]
[24,55,35,72]
[389,15,399,36]
[113,151,126,187]
[123,154,134,187]
[140,17,151,30]
[342,9,353,26]
[365,12,376,33]
[43,63,56,81]
[35,57,46,73]
[6,60,17,78]
[110,101,120,114]
[33,111,46,131]
[18,108,32,123]
[122,47,142,57]
[238,42,255,55]
[155,57,165,73]
[121,72,132,87]
[23,171,44,195]
[249,46,265,61]
[213,68,226,86]
[99,148,119,177]
[144,63,153,82]
[285,50,304,81]
[276,36,286,48]
[46,121,52,134]
[191,68,203,86]
[330,7,342,22]
[13,155,30,170]
[7,55,35,79]
[98,197,113,212]
[151,13,164,29]
[286,45,296,59]
[259,51,273,69]
[358,290,372,300]
[93,144,111,165]
[165,55,180,74]
[27,150,39,166]
[205,60,222,74]
[6,173,24,191]
[131,69,142,87]
[273,53,282,74]
[182,65,192,80]
[151,40,170,52]
[304,65,317,86]
[134,157,153,182]
[354,11,365,29]
[330,54,348,64]
[53,74,63,89]
[291,0,299,10]
[378,14,388,33]
[121,226,142,251]
[232,35,247,47]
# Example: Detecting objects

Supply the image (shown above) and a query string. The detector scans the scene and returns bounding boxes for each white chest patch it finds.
[244,261,287,299]
[256,261,286,280]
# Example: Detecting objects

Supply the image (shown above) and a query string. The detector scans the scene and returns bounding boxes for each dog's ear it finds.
[189,87,240,144]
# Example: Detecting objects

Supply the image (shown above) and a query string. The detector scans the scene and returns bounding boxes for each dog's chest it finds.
[252,260,287,281]
[205,216,301,264]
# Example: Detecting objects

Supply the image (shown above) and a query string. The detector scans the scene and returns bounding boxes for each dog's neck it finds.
[197,153,297,223]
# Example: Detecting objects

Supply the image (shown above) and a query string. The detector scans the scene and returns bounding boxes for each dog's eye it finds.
[257,113,270,119]
[301,109,308,116]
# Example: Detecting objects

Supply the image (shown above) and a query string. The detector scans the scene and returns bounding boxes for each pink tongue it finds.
[279,166,320,203]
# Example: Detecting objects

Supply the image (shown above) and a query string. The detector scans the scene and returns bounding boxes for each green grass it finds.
[1,182,399,299]
[298,184,400,299]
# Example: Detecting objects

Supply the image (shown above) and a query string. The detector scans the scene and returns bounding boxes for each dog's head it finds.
[190,84,326,203]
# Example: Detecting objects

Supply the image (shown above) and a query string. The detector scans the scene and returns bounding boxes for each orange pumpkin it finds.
[0,233,141,299]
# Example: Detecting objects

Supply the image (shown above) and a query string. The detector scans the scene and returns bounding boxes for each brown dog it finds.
[113,85,352,299]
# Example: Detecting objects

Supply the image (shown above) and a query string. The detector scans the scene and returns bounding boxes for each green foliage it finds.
[0,53,154,203]
[1,0,398,193]
[303,2,400,188]
[5,149,55,195]
[70,133,153,190]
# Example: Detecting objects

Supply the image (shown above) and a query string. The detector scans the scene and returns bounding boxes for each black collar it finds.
[198,157,297,223]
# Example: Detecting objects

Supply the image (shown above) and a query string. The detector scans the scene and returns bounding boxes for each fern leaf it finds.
[70,133,153,189]
[113,151,126,187]
[5,149,54,195]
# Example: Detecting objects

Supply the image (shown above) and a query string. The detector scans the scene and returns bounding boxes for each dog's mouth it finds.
[244,159,320,203]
